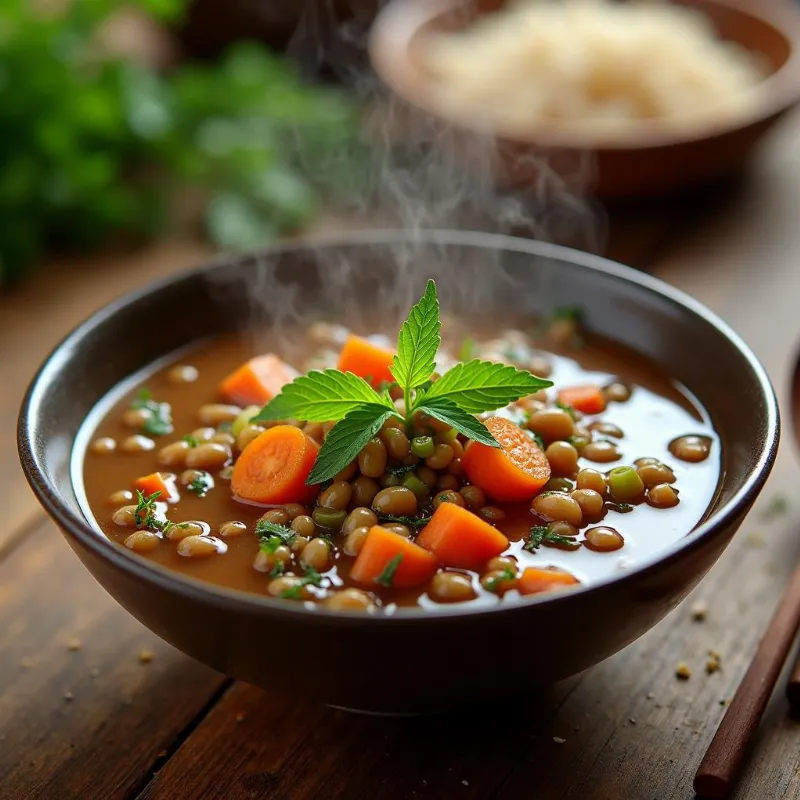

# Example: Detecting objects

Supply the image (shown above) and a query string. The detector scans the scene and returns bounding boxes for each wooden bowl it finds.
[369,0,800,199]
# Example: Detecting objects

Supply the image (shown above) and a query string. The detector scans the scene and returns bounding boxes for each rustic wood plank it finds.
[0,519,228,800]
[135,677,586,800]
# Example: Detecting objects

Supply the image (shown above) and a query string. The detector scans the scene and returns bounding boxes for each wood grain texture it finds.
[0,520,228,800]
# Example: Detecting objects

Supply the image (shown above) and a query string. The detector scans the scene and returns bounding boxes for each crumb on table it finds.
[675,662,692,680]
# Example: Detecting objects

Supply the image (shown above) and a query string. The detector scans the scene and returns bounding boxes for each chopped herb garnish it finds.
[161,521,190,536]
[269,561,286,579]
[484,565,516,593]
[131,388,173,437]
[529,431,545,449]
[524,525,578,552]
[552,306,583,322]
[385,464,417,477]
[377,554,403,587]
[255,280,553,484]
[183,434,199,448]
[280,565,323,599]
[186,473,211,497]
[133,489,187,534]
[606,501,634,514]
[540,306,585,348]
[134,489,162,529]
[377,513,432,530]
[556,400,576,420]
[256,519,297,553]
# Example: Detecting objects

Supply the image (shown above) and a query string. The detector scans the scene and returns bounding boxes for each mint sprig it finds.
[255,369,391,423]
[307,404,398,485]
[391,280,440,409]
[255,279,554,484]
[420,360,550,414]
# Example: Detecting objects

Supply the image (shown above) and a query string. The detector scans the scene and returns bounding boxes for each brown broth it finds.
[78,328,720,612]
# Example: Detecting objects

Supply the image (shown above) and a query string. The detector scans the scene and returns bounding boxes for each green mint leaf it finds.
[422,360,552,414]
[183,434,199,447]
[306,404,399,485]
[377,554,403,587]
[414,397,499,448]
[390,280,440,393]
[254,369,388,423]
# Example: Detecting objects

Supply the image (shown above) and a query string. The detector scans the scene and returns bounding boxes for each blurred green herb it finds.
[0,0,364,285]
[523,525,576,552]
[186,473,210,497]
[131,389,173,436]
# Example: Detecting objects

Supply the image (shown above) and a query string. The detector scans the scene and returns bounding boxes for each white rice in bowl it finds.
[420,0,767,138]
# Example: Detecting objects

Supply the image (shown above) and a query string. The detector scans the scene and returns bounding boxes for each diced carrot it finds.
[518,566,580,596]
[337,335,395,389]
[557,385,606,415]
[134,472,179,503]
[350,526,439,589]
[461,416,551,502]
[416,503,508,570]
[231,425,318,504]
[219,354,299,407]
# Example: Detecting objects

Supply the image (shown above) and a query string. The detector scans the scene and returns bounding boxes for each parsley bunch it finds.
[0,0,363,285]
[255,280,553,484]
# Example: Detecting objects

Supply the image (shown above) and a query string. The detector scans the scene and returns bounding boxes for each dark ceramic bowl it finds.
[18,231,778,713]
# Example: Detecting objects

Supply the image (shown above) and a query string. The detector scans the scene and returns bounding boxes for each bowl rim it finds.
[368,0,800,151]
[18,229,780,623]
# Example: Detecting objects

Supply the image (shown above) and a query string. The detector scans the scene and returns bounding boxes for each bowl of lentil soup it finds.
[19,231,778,713]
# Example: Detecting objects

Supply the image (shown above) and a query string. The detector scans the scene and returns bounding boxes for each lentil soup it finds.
[79,288,719,614]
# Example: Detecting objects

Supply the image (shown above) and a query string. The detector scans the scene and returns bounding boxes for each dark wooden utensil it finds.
[694,348,800,798]
[693,566,800,798]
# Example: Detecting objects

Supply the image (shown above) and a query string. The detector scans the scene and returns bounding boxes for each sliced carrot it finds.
[518,566,580,596]
[461,416,551,502]
[557,385,606,415]
[337,335,395,389]
[219,354,299,407]
[416,503,508,570]
[350,526,439,589]
[134,472,179,503]
[231,425,318,505]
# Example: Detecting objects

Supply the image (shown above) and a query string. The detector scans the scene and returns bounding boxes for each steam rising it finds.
[209,1,606,355]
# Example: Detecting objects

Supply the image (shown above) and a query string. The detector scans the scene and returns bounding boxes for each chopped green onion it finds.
[232,405,262,438]
[312,507,347,531]
[410,436,435,458]
[402,472,430,500]
[607,466,644,503]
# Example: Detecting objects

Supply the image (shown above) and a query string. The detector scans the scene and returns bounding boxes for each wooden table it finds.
[3,121,800,800]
